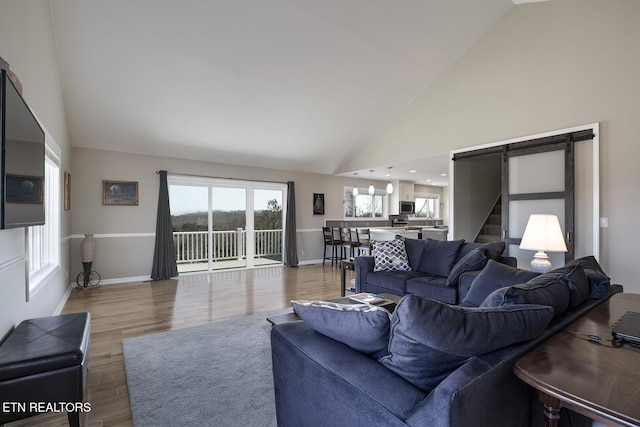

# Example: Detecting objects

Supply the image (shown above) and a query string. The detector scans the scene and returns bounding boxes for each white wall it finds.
[70,147,393,281]
[0,0,72,337]
[337,0,640,292]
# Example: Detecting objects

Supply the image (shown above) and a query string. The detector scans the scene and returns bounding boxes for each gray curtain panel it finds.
[284,181,298,266]
[151,170,178,280]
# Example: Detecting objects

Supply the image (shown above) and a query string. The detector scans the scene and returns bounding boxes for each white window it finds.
[414,194,440,218]
[27,145,60,297]
[344,189,386,218]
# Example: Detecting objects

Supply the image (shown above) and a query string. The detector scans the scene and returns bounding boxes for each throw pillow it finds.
[291,300,391,354]
[372,239,411,272]
[462,260,540,307]
[480,269,573,317]
[458,241,506,261]
[379,295,553,392]
[445,247,488,287]
[416,239,465,277]
[401,237,426,271]
[566,256,612,298]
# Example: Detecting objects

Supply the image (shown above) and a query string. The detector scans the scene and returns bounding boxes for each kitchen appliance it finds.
[390,215,409,227]
[399,201,415,214]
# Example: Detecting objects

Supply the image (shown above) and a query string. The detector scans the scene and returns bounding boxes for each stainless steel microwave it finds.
[399,201,415,214]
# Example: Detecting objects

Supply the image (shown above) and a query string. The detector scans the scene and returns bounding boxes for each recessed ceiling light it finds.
[426,179,432,182]
[440,173,447,177]
[409,170,417,173]
[385,173,390,177]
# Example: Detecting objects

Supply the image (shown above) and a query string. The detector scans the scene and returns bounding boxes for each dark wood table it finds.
[340,259,355,297]
[514,293,640,427]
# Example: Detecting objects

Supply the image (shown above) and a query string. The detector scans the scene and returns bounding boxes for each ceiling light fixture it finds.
[386,167,394,194]
[368,170,375,195]
[352,173,359,196]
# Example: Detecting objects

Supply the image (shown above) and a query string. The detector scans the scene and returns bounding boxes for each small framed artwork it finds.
[64,172,71,210]
[103,180,138,206]
[5,174,43,204]
[313,193,325,215]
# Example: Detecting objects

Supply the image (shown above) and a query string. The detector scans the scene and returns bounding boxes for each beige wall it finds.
[0,0,72,337]
[338,0,640,292]
[70,147,393,281]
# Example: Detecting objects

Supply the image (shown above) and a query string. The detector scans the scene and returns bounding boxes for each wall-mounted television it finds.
[0,69,45,229]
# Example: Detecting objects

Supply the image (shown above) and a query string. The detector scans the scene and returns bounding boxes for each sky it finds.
[169,184,283,214]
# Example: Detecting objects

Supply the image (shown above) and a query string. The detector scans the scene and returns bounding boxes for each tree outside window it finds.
[414,195,439,218]
[344,190,385,218]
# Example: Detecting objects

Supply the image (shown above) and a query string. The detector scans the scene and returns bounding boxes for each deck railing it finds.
[173,229,282,264]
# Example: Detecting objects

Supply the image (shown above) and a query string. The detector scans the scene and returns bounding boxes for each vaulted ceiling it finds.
[49,0,518,184]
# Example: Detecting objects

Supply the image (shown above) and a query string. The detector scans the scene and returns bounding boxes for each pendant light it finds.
[368,170,375,195]
[386,167,394,194]
[352,173,359,196]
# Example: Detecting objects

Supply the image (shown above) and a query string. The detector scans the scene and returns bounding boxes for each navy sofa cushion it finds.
[566,256,612,298]
[481,268,573,317]
[458,241,506,262]
[405,276,457,304]
[366,271,424,294]
[417,239,464,277]
[531,263,590,308]
[446,248,488,287]
[462,260,540,307]
[402,237,425,271]
[379,295,554,392]
[291,300,391,354]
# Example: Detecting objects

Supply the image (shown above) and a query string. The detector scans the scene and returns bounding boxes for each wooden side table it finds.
[514,293,640,427]
[340,259,355,297]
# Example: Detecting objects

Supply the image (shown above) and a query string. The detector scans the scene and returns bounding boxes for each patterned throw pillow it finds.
[372,239,411,272]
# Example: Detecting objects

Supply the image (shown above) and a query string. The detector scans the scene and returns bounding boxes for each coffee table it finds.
[514,293,640,427]
[266,293,401,326]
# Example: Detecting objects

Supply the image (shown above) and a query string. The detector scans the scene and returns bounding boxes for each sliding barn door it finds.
[502,137,574,269]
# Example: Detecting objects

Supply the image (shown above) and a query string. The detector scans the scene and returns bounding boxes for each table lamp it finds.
[519,214,567,273]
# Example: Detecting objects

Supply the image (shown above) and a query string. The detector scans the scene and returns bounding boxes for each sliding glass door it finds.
[169,176,285,273]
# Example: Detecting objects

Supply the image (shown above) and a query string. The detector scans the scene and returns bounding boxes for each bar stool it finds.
[339,228,358,260]
[322,227,340,266]
[356,228,371,256]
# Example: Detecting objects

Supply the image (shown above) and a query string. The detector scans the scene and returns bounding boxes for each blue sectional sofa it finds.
[271,256,618,427]
[355,237,516,304]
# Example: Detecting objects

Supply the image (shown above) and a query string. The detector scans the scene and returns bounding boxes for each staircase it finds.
[475,197,502,244]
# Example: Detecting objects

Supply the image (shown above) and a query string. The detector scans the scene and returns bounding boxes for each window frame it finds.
[414,192,440,219]
[27,143,61,300]
[344,187,389,219]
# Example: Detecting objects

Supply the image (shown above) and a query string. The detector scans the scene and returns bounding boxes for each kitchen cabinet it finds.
[399,182,414,201]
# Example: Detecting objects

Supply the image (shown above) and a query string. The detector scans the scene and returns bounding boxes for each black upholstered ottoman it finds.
[0,312,91,426]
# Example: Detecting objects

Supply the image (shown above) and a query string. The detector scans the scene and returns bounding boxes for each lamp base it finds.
[530,251,552,273]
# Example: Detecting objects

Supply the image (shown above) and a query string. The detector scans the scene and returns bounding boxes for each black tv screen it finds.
[0,69,45,229]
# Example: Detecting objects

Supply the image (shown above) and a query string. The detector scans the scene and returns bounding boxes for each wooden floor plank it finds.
[7,264,344,426]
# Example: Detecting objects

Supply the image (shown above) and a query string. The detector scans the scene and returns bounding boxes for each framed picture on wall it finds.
[313,193,325,215]
[103,180,138,206]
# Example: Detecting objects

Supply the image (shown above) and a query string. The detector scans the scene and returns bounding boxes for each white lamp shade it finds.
[352,187,358,196]
[519,214,568,252]
[368,184,375,195]
[386,182,393,194]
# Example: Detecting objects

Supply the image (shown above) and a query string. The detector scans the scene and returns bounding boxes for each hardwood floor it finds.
[9,264,344,427]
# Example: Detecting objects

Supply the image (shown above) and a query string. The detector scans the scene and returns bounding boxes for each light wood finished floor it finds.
[9,264,345,427]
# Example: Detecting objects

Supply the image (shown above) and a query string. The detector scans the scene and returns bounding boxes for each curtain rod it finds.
[155,170,289,185]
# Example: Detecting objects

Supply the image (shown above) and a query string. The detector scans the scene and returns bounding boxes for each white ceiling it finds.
[49,0,515,185]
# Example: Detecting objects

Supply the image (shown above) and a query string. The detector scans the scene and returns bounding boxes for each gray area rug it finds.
[123,309,291,426]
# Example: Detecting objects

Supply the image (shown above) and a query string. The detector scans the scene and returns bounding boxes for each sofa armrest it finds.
[498,256,517,267]
[354,256,375,293]
[271,322,425,427]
